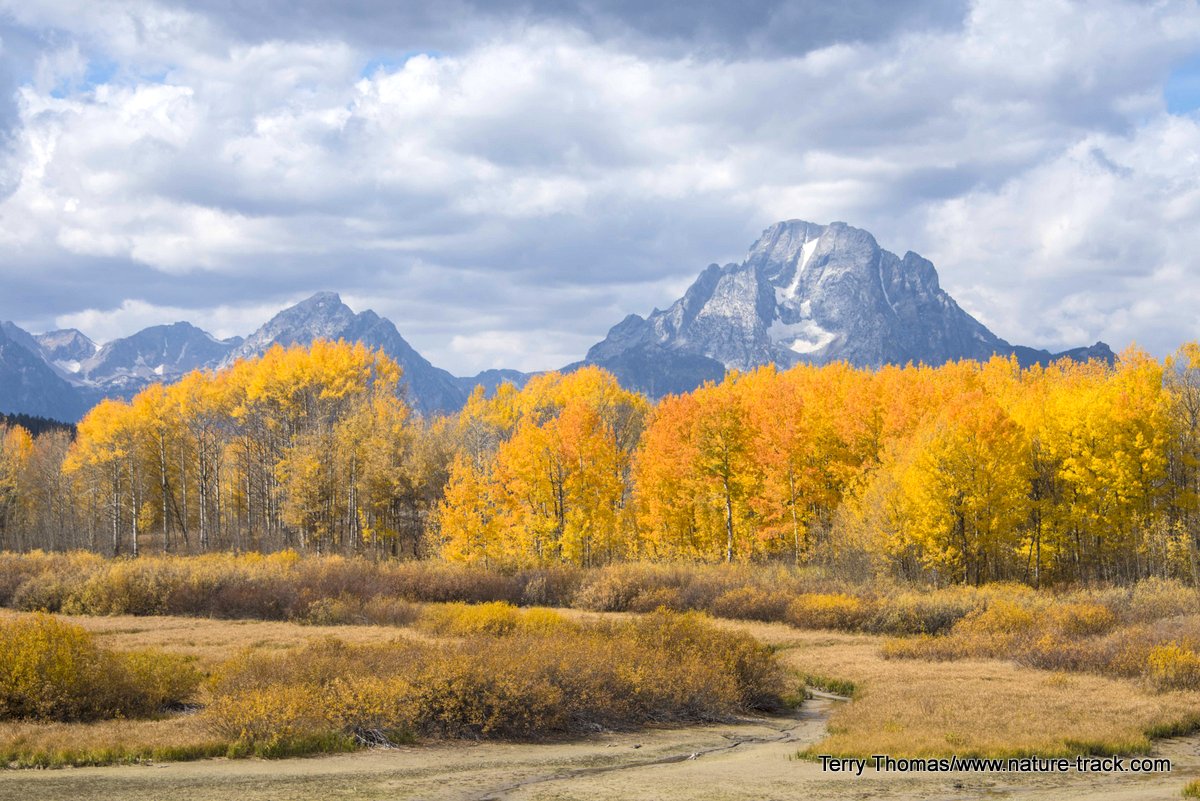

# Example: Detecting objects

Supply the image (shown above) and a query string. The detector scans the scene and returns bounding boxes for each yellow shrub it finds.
[420,602,568,637]
[205,610,786,749]
[325,675,419,741]
[206,684,330,750]
[956,598,1037,637]
[1147,643,1200,690]
[1046,602,1116,637]
[786,593,869,630]
[421,601,522,636]
[518,607,571,633]
[0,614,200,721]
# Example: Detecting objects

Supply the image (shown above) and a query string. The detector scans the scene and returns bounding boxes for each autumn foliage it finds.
[0,614,199,721]
[205,609,784,753]
[5,339,1200,586]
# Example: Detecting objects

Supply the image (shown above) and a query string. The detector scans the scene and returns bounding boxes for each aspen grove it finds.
[2,339,1200,586]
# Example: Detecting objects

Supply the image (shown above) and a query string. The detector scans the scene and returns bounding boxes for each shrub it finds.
[0,614,201,721]
[421,601,521,636]
[419,602,569,637]
[11,573,72,613]
[299,595,365,626]
[1046,602,1117,637]
[360,596,422,627]
[205,610,786,751]
[710,587,792,622]
[626,587,687,613]
[1147,644,1200,690]
[298,594,421,627]
[864,589,978,635]
[786,593,870,630]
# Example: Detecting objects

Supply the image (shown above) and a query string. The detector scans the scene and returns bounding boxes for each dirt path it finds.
[1,692,1196,801]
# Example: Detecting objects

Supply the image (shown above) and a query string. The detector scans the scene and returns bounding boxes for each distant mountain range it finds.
[0,220,1113,422]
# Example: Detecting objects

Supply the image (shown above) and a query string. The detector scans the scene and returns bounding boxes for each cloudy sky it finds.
[1,0,1199,374]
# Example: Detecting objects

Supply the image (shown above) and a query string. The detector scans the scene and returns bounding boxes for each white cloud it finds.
[0,0,1199,373]
[923,114,1200,356]
[53,297,295,344]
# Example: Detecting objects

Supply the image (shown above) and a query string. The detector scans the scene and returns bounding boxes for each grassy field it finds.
[0,605,788,766]
[736,621,1200,758]
[0,611,1198,799]
[2,608,1199,767]
[5,554,1200,796]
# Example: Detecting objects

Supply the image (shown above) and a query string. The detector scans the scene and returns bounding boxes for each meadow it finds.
[2,552,1200,787]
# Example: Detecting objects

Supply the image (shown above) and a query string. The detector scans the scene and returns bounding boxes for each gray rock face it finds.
[0,323,94,422]
[79,322,239,396]
[35,329,97,366]
[224,292,468,415]
[584,220,1114,394]
[458,369,534,398]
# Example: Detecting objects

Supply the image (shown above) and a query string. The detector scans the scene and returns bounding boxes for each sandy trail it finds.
[1,692,1196,801]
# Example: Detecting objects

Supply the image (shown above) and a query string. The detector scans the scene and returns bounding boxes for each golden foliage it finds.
[204,610,786,751]
[0,614,200,721]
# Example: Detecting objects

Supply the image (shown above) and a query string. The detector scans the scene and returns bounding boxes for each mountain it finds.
[0,294,491,421]
[0,221,1120,422]
[224,292,467,415]
[34,329,97,371]
[78,322,241,396]
[583,220,1114,393]
[457,369,535,398]
[0,323,94,422]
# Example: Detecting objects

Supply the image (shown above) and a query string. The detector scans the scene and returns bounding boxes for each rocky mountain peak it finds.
[582,219,1115,395]
[77,321,238,393]
[224,293,467,415]
[34,329,97,364]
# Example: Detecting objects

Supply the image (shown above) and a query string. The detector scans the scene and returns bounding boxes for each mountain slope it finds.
[0,323,93,422]
[224,292,467,415]
[457,369,535,398]
[584,220,1113,394]
[79,322,240,396]
[34,329,97,373]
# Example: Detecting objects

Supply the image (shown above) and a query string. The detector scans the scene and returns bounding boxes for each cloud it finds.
[54,297,292,343]
[922,114,1200,356]
[145,0,969,58]
[0,0,1198,375]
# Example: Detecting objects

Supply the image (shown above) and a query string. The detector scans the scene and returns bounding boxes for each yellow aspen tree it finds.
[895,391,1031,584]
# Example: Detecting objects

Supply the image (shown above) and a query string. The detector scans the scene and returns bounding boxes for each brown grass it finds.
[714,619,1200,759]
[0,607,787,765]
[0,715,227,767]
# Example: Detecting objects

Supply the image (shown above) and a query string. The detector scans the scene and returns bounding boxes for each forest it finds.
[1,338,1199,587]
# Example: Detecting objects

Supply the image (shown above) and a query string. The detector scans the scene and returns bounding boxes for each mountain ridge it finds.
[0,219,1114,422]
[581,220,1113,394]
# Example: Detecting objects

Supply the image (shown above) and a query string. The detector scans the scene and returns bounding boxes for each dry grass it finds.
[716,620,1200,759]
[0,607,787,766]
[6,572,1200,768]
[0,715,226,768]
[881,588,1200,692]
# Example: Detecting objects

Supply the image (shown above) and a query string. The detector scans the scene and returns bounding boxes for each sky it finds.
[1,0,1199,375]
